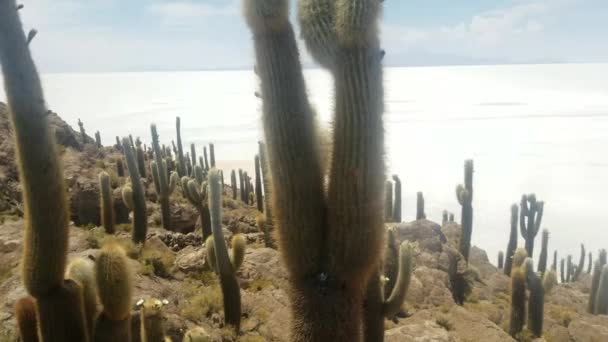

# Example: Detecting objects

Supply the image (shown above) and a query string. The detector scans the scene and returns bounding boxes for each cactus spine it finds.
[151,124,178,230]
[588,261,601,314]
[573,244,586,282]
[254,155,264,212]
[258,142,275,248]
[123,137,148,243]
[245,0,385,339]
[519,194,544,257]
[392,175,402,223]
[498,251,504,269]
[208,168,241,330]
[99,171,115,234]
[0,3,88,339]
[175,117,186,176]
[384,180,393,222]
[416,191,425,220]
[504,204,519,276]
[595,265,608,314]
[456,160,474,262]
[94,243,133,341]
[15,296,39,342]
[537,229,549,275]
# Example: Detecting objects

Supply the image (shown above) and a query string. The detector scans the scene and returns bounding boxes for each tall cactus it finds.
[0,3,88,340]
[254,155,264,212]
[364,241,413,341]
[595,265,608,314]
[230,170,238,200]
[504,204,519,276]
[520,194,544,257]
[573,244,586,282]
[175,117,186,177]
[182,171,212,240]
[589,260,601,314]
[526,261,544,338]
[552,250,557,271]
[209,143,216,168]
[384,180,393,222]
[140,298,168,342]
[456,160,474,262]
[151,124,179,230]
[245,0,385,340]
[537,229,549,275]
[259,142,275,248]
[94,243,133,341]
[392,175,402,223]
[238,168,245,202]
[588,252,593,274]
[95,131,102,148]
[566,255,573,282]
[99,171,115,234]
[203,146,209,171]
[135,139,147,178]
[207,168,242,331]
[14,296,39,342]
[560,258,565,283]
[123,137,148,243]
[416,191,425,220]
[190,143,197,167]
[509,266,527,338]
[600,249,607,266]
[498,251,504,269]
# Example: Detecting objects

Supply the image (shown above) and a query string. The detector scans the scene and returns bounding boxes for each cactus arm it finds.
[151,161,161,194]
[122,185,134,211]
[383,242,413,318]
[123,137,148,243]
[297,0,337,68]
[519,195,528,239]
[209,143,216,168]
[194,165,205,185]
[205,236,218,273]
[208,168,241,330]
[537,229,549,275]
[533,201,544,237]
[230,234,246,271]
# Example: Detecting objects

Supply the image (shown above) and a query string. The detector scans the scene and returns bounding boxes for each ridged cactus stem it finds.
[509,267,527,337]
[95,131,102,148]
[519,194,544,257]
[457,160,474,262]
[566,255,573,282]
[573,244,585,282]
[208,168,241,331]
[151,124,178,230]
[15,296,39,342]
[99,171,115,234]
[552,250,557,271]
[123,137,148,243]
[116,158,125,177]
[140,299,167,342]
[203,146,209,171]
[245,0,385,340]
[190,143,197,167]
[209,143,215,167]
[384,180,393,222]
[392,175,402,223]
[527,269,544,337]
[254,155,264,212]
[136,144,147,178]
[588,253,593,274]
[230,170,237,200]
[560,258,565,283]
[175,117,186,176]
[259,142,275,248]
[78,118,86,145]
[0,3,88,340]
[238,169,245,202]
[416,192,425,220]
[537,229,549,275]
[504,204,519,276]
[588,261,601,314]
[595,265,608,314]
[498,251,504,269]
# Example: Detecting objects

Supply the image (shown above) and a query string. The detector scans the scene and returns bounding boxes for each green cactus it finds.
[552,250,557,271]
[209,143,216,168]
[498,251,504,269]
[537,229,549,275]
[95,131,102,148]
[600,249,607,266]
[245,0,386,339]
[384,180,393,222]
[78,118,87,145]
[151,124,179,230]
[238,169,245,202]
[504,204,519,276]
[190,143,197,167]
[140,298,167,342]
[573,244,586,282]
[99,171,115,234]
[94,242,133,341]
[205,234,246,274]
[175,117,186,177]
[416,191,425,220]
[254,155,264,212]
[509,266,527,337]
[203,146,209,171]
[588,252,593,274]
[543,270,558,294]
[520,194,544,257]
[455,160,474,262]
[364,241,413,341]
[207,168,242,331]
[230,170,238,200]
[116,158,125,177]
[123,137,148,243]
[136,143,147,178]
[258,142,275,248]
[589,260,601,313]
[525,259,544,338]
[14,296,39,342]
[185,152,193,177]
[560,258,565,283]
[566,255,573,282]
[0,3,89,340]
[66,258,99,338]
[122,185,134,211]
[595,265,608,314]
[182,175,212,240]
[513,248,528,269]
[392,175,402,223]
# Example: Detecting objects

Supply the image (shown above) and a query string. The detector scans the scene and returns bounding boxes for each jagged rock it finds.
[385,320,454,341]
[393,219,447,253]
[175,245,206,273]
[169,203,197,234]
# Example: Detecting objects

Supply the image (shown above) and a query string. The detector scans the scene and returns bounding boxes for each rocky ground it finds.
[1,103,607,341]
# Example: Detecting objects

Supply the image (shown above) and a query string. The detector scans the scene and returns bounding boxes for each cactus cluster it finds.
[181,166,212,239]
[520,194,544,257]
[589,249,608,314]
[123,137,148,243]
[455,160,474,262]
[509,252,545,338]
[151,124,179,230]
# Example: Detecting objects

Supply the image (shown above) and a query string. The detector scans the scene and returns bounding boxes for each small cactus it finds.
[122,185,134,211]
[78,118,87,145]
[537,229,549,275]
[207,168,242,331]
[123,137,148,243]
[116,158,125,177]
[573,244,586,282]
[416,191,425,220]
[543,270,558,294]
[504,204,519,276]
[99,171,115,234]
[182,173,212,239]
[94,242,133,341]
[182,327,211,342]
[392,175,402,223]
[520,194,544,257]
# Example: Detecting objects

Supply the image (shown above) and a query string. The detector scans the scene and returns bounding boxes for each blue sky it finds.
[19,0,608,72]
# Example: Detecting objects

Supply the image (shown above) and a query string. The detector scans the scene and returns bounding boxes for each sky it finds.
[17,0,608,72]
